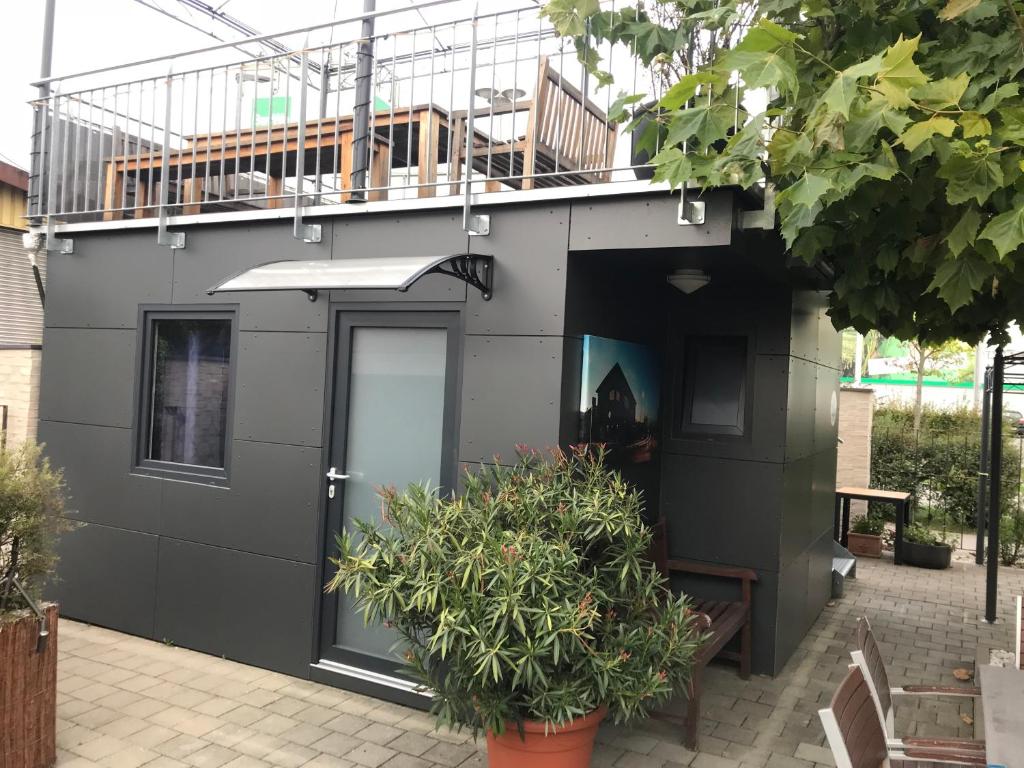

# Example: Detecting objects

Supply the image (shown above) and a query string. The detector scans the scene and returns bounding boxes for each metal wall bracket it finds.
[465,213,490,236]
[741,183,776,230]
[677,188,706,226]
[157,212,186,249]
[294,220,322,244]
[420,254,493,300]
[45,217,72,254]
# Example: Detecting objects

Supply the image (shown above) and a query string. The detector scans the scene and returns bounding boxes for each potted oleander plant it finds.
[1,441,68,768]
[327,446,705,768]
[902,523,953,570]
[847,514,885,558]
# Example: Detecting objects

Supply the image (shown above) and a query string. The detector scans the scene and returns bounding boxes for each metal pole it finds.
[29,0,57,220]
[977,367,991,565]
[350,0,375,200]
[974,341,987,413]
[986,346,1004,623]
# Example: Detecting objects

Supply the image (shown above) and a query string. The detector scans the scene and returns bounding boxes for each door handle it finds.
[326,467,350,481]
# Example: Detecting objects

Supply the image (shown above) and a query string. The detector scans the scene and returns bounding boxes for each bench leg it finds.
[740,619,752,680]
[684,671,701,751]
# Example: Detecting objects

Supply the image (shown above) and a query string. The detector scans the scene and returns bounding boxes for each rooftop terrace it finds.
[28,0,756,246]
[55,555,1022,768]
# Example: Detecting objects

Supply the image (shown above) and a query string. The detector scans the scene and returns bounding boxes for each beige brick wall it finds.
[837,386,874,517]
[0,348,42,447]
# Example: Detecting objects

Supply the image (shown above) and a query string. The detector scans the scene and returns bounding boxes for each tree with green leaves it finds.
[544,0,1024,346]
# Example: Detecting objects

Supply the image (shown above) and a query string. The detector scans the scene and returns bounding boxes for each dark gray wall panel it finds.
[233,331,327,446]
[815,364,841,459]
[460,335,564,463]
[51,521,158,637]
[784,357,817,463]
[805,529,833,631]
[660,453,782,571]
[818,306,843,370]
[789,291,823,364]
[45,232,172,329]
[466,206,569,336]
[155,538,315,677]
[160,440,321,563]
[779,456,814,566]
[330,212,469,303]
[774,551,809,673]
[39,327,136,427]
[568,191,733,251]
[171,221,331,332]
[38,420,162,533]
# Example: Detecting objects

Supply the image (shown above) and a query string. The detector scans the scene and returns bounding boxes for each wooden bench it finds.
[650,520,757,750]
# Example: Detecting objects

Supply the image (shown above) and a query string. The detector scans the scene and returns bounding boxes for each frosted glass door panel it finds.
[334,326,447,661]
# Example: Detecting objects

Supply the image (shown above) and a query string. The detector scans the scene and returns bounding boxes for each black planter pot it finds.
[903,540,952,569]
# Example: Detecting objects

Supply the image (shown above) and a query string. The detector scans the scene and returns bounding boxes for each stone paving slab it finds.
[53,557,1024,768]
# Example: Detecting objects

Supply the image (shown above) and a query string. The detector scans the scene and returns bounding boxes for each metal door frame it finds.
[310,303,463,703]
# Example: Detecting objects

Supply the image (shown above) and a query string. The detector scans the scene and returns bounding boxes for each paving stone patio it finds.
[54,556,1024,768]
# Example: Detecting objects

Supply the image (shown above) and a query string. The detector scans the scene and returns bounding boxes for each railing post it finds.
[44,90,72,254]
[462,7,489,237]
[350,0,375,201]
[157,66,185,250]
[293,46,321,244]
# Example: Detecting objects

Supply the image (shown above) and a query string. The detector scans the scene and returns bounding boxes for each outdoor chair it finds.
[850,617,984,755]
[819,665,986,767]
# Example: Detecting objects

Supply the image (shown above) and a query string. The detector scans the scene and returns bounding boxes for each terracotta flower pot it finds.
[486,707,607,768]
[846,532,883,558]
[0,604,58,768]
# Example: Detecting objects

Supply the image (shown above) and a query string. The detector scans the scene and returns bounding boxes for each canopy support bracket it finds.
[417,254,493,300]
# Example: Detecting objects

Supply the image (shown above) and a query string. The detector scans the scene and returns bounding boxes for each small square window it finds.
[679,335,749,437]
[136,308,236,482]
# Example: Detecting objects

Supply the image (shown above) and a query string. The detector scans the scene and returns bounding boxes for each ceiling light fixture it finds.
[667,268,710,294]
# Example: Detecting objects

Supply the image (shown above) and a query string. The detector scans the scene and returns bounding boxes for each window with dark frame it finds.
[137,310,234,480]
[679,335,749,437]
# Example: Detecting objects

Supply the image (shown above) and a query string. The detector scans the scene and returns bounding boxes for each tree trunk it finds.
[913,357,925,437]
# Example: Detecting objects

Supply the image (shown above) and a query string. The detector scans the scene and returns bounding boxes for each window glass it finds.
[681,336,748,436]
[146,318,232,468]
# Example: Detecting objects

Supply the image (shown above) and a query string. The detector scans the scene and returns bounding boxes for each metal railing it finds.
[27,2,740,236]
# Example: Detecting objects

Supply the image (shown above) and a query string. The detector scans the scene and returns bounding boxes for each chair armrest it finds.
[894,684,982,697]
[897,747,987,765]
[900,737,985,750]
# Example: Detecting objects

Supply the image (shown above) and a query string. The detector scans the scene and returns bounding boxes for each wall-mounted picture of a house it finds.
[579,335,660,464]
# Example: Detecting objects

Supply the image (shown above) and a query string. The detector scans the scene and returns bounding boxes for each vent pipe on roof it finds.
[350,0,376,200]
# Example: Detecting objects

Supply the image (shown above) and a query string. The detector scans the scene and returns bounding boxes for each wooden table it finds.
[979,664,1024,766]
[834,486,912,565]
[102,104,456,219]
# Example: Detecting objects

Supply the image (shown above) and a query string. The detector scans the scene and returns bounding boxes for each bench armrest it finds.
[666,559,759,583]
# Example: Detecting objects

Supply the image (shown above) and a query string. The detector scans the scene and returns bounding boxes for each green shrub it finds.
[0,441,68,617]
[999,514,1024,566]
[870,403,1019,529]
[851,515,885,536]
[903,522,953,548]
[326,446,704,735]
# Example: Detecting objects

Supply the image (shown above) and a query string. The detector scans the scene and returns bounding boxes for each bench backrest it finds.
[818,665,889,768]
[531,56,617,179]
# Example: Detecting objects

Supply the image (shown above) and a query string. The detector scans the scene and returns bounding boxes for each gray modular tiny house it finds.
[40,187,839,701]
[29,0,840,704]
